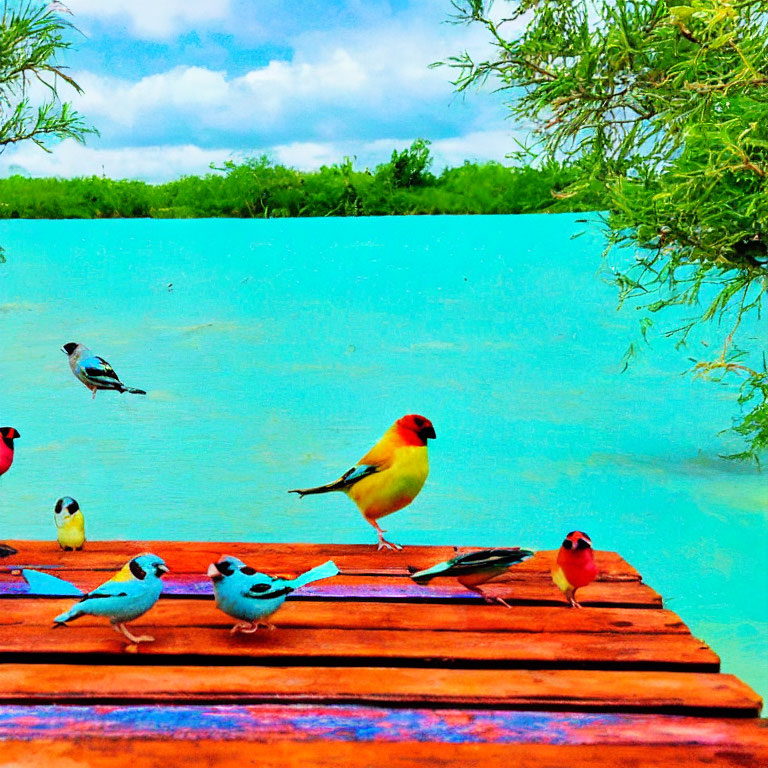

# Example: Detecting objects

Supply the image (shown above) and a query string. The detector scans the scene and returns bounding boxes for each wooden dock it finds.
[0,541,765,767]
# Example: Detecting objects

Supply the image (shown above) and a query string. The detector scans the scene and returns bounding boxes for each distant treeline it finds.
[0,140,607,219]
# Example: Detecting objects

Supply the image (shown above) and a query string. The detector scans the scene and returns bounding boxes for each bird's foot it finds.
[568,597,583,609]
[231,621,274,634]
[374,527,403,551]
[376,537,403,551]
[494,596,513,609]
[114,623,154,643]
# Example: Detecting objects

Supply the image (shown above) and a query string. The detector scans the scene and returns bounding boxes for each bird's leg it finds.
[465,584,512,609]
[566,589,582,609]
[114,622,154,643]
[90,387,97,400]
[371,520,402,551]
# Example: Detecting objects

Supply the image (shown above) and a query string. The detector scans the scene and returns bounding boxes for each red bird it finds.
[551,530,598,608]
[0,427,20,478]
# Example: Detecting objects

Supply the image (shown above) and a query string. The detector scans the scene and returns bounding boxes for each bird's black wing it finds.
[83,356,121,382]
[446,547,534,573]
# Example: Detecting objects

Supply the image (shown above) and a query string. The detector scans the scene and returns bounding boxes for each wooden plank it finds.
[0,624,720,670]
[0,571,662,606]
[3,741,767,768]
[0,741,765,768]
[0,741,764,768]
[0,705,764,745]
[0,541,642,581]
[0,664,759,716]
[0,598,689,634]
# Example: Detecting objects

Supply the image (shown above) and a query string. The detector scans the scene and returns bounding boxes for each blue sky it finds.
[1,0,523,182]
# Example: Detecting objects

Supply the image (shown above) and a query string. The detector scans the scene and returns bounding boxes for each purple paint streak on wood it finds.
[0,577,474,600]
[0,705,762,745]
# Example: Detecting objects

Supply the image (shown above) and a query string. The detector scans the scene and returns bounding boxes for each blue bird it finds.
[53,553,169,644]
[61,342,146,399]
[207,556,339,633]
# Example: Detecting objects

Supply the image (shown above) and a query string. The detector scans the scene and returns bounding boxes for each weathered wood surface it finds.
[0,665,759,716]
[0,599,691,634]
[0,624,720,670]
[0,540,763,768]
[1,741,764,768]
[0,705,765,744]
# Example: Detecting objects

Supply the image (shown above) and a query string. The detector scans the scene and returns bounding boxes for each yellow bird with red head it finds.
[289,414,436,550]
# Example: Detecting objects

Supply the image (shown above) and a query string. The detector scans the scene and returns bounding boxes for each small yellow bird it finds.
[54,497,85,551]
[289,414,436,550]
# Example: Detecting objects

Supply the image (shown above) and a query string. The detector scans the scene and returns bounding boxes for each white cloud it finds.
[0,141,233,183]
[65,0,231,39]
[65,20,500,146]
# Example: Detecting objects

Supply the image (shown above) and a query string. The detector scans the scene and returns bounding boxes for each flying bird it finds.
[551,531,598,608]
[208,556,339,633]
[0,427,20,479]
[54,497,85,551]
[53,553,169,644]
[289,414,436,550]
[409,547,534,607]
[61,342,146,399]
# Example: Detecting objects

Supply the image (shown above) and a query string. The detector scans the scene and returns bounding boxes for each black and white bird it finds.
[61,342,146,399]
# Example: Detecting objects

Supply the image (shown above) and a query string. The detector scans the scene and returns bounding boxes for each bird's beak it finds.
[60,346,68,355]
[207,562,223,581]
[156,564,170,576]
[420,425,436,441]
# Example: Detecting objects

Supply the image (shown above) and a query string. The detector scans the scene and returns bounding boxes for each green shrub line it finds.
[0,142,607,219]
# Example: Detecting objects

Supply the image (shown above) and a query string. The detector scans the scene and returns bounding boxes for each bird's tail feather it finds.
[288,560,340,589]
[0,543,17,558]
[22,569,83,597]
[408,563,445,584]
[53,606,85,625]
[288,480,345,497]
[119,384,146,395]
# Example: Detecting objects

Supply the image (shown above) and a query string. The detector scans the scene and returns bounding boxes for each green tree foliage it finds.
[0,140,607,219]
[0,1,93,259]
[1,2,92,152]
[446,0,768,461]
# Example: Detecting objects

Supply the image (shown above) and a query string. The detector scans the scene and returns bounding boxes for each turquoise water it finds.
[1,215,766,701]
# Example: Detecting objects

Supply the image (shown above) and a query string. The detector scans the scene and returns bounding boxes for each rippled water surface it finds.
[1,215,766,701]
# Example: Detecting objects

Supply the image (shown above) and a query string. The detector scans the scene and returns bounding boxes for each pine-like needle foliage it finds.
[446,0,768,462]
[0,2,92,152]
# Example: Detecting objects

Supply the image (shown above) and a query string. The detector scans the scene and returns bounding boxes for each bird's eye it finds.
[240,566,256,575]
[562,539,573,550]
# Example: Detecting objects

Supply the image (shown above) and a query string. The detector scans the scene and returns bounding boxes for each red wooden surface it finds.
[0,741,765,768]
[0,599,691,634]
[0,664,758,716]
[0,540,762,768]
